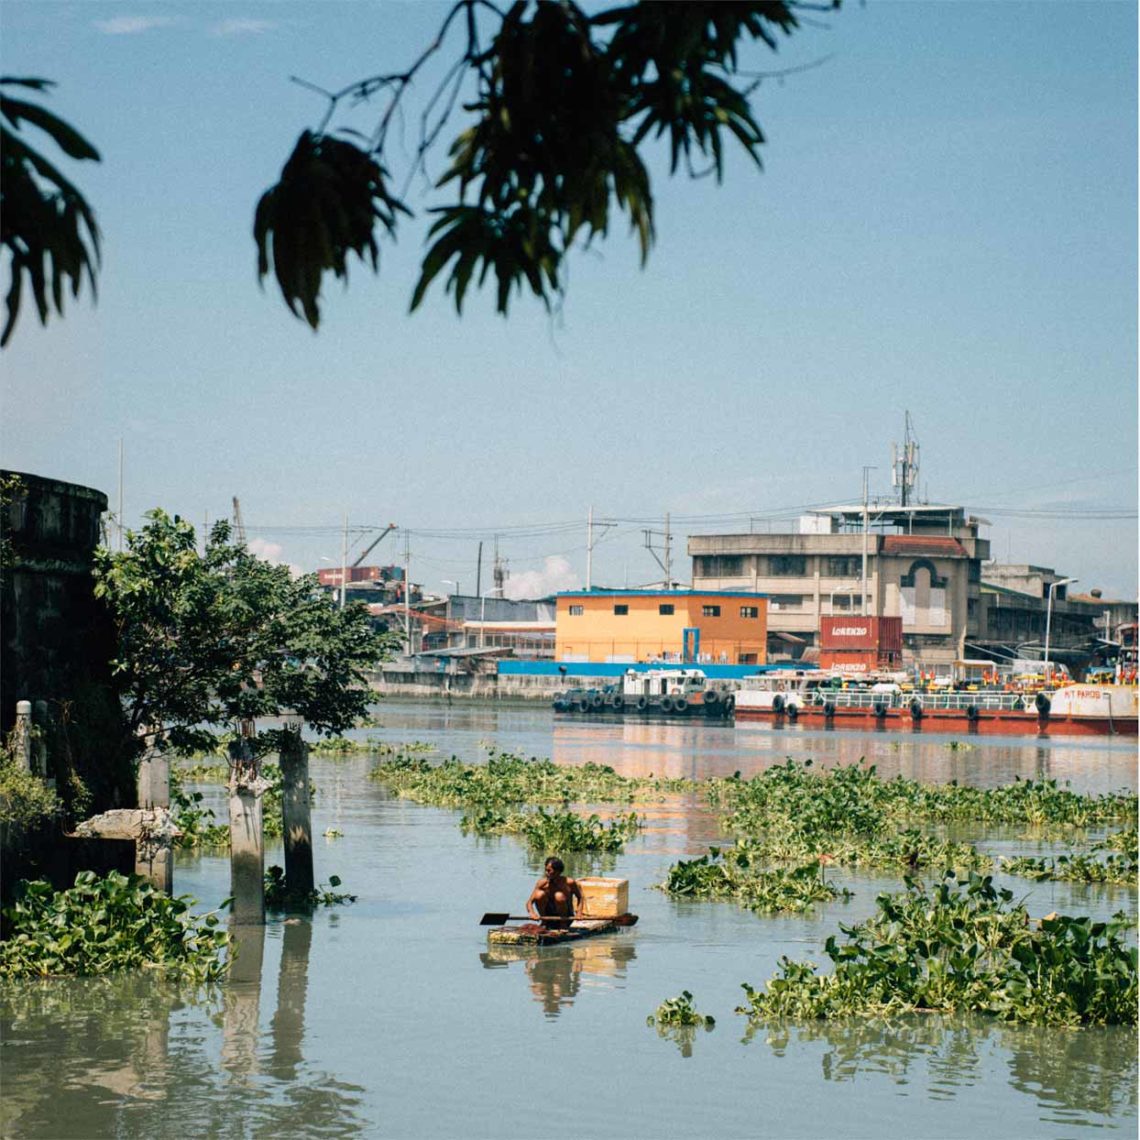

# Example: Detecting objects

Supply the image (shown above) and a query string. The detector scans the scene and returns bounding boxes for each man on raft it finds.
[526,856,583,922]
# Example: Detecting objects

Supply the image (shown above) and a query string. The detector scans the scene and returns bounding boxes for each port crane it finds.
[352,523,397,568]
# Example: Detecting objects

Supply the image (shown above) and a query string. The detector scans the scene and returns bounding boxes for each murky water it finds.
[2,700,1136,1138]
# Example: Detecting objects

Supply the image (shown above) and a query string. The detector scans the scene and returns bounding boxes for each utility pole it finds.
[664,512,672,589]
[586,505,594,591]
[403,529,412,654]
[339,512,348,609]
[861,467,876,616]
[475,540,483,598]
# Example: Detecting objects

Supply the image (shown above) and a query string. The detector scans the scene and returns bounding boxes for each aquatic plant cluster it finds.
[263,866,357,909]
[661,850,852,914]
[737,872,1137,1027]
[461,805,641,852]
[0,872,228,983]
[1002,829,1138,885]
[370,749,692,851]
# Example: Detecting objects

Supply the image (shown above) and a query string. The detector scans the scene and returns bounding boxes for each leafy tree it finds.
[1,77,101,347]
[93,510,396,759]
[256,0,835,327]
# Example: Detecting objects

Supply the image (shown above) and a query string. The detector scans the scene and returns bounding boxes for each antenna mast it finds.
[891,412,920,507]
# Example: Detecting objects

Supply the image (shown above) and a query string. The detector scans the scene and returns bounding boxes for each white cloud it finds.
[210,18,276,37]
[247,537,303,579]
[502,556,580,600]
[93,16,178,35]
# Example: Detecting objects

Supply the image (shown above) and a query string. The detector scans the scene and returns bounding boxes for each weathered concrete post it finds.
[278,722,314,898]
[228,730,269,925]
[13,700,33,772]
[136,746,173,894]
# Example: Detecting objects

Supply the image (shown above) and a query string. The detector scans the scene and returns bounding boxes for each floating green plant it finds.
[659,848,852,914]
[737,871,1137,1027]
[462,806,641,852]
[649,990,715,1028]
[263,866,356,909]
[0,872,228,982]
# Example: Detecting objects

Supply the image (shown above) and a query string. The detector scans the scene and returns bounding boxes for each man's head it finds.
[545,856,564,876]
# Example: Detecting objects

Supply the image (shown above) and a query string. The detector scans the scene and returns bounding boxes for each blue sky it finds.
[3,1,1136,599]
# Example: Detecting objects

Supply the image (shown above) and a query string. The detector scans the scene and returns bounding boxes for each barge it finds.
[732,670,1138,736]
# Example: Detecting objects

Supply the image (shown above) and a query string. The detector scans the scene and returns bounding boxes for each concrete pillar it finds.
[13,700,32,772]
[278,724,314,898]
[136,748,173,894]
[228,737,268,925]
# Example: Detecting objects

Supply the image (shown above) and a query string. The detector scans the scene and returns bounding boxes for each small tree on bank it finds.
[93,510,396,761]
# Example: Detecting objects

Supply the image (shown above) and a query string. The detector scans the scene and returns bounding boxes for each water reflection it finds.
[0,917,367,1138]
[480,938,637,1018]
[546,718,1137,793]
[749,1016,1138,1126]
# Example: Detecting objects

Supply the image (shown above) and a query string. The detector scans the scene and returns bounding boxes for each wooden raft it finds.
[487,917,629,946]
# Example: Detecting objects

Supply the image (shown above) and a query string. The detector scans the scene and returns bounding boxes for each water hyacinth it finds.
[659,847,852,914]
[0,872,229,983]
[737,872,1138,1028]
[461,806,641,853]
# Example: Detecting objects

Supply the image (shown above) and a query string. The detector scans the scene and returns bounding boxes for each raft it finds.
[487,915,637,946]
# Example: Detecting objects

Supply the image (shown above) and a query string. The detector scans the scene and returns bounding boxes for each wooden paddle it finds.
[479,912,638,927]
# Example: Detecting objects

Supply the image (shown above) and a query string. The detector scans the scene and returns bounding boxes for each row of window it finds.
[566,604,760,619]
[693,555,866,578]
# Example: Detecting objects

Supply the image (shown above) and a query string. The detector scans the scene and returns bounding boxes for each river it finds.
[1,700,1136,1138]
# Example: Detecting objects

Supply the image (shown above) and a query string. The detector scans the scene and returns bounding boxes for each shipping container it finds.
[820,616,902,652]
[821,647,902,673]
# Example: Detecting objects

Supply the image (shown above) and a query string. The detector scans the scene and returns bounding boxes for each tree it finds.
[255,0,835,328]
[93,510,396,758]
[0,77,101,348]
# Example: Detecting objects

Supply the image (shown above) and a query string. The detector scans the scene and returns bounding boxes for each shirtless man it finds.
[526,856,583,921]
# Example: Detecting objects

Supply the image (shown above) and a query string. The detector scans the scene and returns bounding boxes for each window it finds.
[739,653,758,664]
[830,595,853,610]
[613,604,628,615]
[826,556,860,577]
[701,605,721,617]
[739,605,759,619]
[658,603,675,615]
[770,595,804,611]
[694,555,744,577]
[769,556,807,576]
[568,604,584,616]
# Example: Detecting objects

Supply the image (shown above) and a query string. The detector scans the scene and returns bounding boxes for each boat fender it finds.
[674,698,690,715]
[636,695,650,712]
[723,694,735,712]
[823,701,836,718]
[966,705,979,722]
[873,702,887,719]
[1035,692,1051,716]
[772,694,785,714]
[909,699,923,719]
[703,689,721,705]
[576,698,591,713]
[590,694,604,710]
[553,699,567,713]
[608,694,624,710]
[660,696,674,713]
[786,703,799,720]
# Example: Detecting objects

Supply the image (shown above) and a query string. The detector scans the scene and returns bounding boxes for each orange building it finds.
[555,590,767,665]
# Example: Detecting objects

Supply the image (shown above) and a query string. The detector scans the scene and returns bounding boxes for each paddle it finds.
[479,912,638,927]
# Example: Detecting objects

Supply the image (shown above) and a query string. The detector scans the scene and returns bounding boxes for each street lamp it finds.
[1043,576,1077,685]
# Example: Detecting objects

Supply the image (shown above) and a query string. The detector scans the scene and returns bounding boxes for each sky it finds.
[2,1,1137,600]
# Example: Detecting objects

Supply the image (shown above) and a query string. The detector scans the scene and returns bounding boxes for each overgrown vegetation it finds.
[659,849,852,914]
[0,732,58,831]
[461,806,641,852]
[170,765,305,849]
[648,990,715,1029]
[263,865,356,909]
[737,872,1137,1027]
[1003,830,1138,885]
[371,748,695,806]
[0,872,228,982]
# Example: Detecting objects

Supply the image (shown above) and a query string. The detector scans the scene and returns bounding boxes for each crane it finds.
[352,523,397,568]
[232,497,246,545]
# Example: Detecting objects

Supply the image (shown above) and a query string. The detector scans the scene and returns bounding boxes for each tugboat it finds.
[552,668,735,719]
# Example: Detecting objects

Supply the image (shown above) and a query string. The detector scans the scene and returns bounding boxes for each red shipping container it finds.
[821,616,902,652]
[820,649,881,673]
